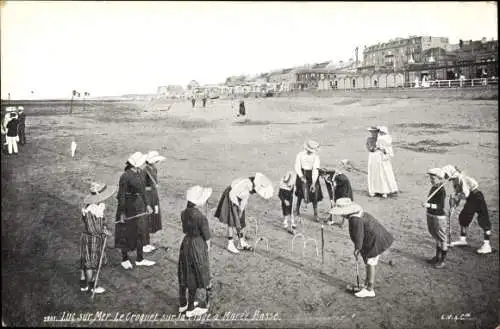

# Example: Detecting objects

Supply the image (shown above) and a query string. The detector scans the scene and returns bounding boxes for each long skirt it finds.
[145,187,162,233]
[178,236,210,290]
[367,151,398,195]
[214,186,246,229]
[80,233,107,269]
[295,169,323,204]
[115,215,149,251]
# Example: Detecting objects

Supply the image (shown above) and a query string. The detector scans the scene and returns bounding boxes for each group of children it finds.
[278,140,354,234]
[76,137,493,314]
[79,151,166,294]
[425,164,492,269]
[1,106,26,155]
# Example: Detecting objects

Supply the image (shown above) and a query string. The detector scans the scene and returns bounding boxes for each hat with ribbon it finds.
[329,198,363,216]
[146,150,166,164]
[186,185,213,206]
[127,152,147,168]
[254,172,274,199]
[83,182,116,205]
[304,140,320,153]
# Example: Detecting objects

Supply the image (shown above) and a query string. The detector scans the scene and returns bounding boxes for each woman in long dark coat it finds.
[178,185,212,318]
[115,152,154,269]
[142,151,166,253]
[330,198,394,298]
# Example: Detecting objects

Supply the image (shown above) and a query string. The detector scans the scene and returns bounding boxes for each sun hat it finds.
[377,126,389,134]
[427,168,445,179]
[329,198,363,216]
[254,172,274,199]
[17,106,24,112]
[186,185,213,206]
[146,150,166,164]
[441,164,460,179]
[127,152,147,168]
[367,126,379,131]
[304,140,320,153]
[83,182,117,205]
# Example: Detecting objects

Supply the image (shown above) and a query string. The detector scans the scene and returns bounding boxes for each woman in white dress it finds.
[366,126,398,198]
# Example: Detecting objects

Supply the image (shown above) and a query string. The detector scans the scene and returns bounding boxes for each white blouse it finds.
[453,173,479,199]
[82,203,106,217]
[229,178,253,211]
[294,150,320,183]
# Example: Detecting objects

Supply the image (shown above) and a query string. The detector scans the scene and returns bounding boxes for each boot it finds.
[434,250,447,268]
[476,241,492,254]
[450,234,468,247]
[283,215,289,229]
[239,236,253,251]
[355,265,376,298]
[427,247,440,264]
[80,279,89,292]
[313,206,319,222]
[227,239,239,254]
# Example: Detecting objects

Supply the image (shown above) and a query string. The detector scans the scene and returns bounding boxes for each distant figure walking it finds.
[191,96,196,108]
[239,100,246,116]
[202,96,207,108]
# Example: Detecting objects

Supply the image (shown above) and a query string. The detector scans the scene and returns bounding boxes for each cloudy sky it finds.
[1,1,497,99]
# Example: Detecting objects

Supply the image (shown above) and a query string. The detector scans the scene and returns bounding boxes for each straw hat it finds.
[83,182,116,205]
[377,126,389,134]
[146,150,166,164]
[17,106,24,113]
[304,140,320,153]
[441,164,460,179]
[254,172,274,199]
[186,185,212,206]
[427,168,445,179]
[127,152,147,168]
[329,198,363,216]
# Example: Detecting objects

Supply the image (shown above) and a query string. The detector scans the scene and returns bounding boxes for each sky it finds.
[1,1,498,99]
